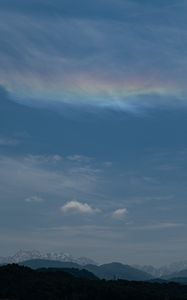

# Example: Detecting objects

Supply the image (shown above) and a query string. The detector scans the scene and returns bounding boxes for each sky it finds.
[0,0,187,266]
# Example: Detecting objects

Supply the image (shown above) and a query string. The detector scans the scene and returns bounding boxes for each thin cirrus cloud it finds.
[112,208,128,220]
[25,196,45,203]
[0,154,101,205]
[0,137,20,146]
[0,0,187,112]
[132,222,185,231]
[61,200,101,214]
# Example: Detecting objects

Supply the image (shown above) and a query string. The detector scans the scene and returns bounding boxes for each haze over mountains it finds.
[134,261,187,278]
[1,250,187,282]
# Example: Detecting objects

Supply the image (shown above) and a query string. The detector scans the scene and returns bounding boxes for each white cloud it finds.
[112,208,128,220]
[61,200,100,214]
[25,196,45,203]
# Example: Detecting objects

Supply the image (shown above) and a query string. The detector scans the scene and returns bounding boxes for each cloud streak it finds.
[25,196,45,203]
[132,223,185,231]
[0,154,101,203]
[0,137,19,147]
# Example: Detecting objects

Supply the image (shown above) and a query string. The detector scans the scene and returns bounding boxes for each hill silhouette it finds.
[20,259,153,281]
[1,264,187,300]
[85,262,153,281]
[163,269,187,280]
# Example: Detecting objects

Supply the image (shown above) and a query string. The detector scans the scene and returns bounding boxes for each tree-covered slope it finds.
[1,264,187,300]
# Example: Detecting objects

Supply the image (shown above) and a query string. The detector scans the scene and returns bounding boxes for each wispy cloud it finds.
[67,155,93,163]
[25,196,45,203]
[133,223,185,231]
[0,1,187,112]
[0,154,101,202]
[0,137,19,146]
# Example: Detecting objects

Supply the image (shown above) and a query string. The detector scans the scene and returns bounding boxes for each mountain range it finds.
[20,259,153,281]
[1,250,187,282]
[0,250,96,266]
[134,261,187,277]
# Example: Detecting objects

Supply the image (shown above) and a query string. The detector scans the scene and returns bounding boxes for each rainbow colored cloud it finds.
[1,70,185,111]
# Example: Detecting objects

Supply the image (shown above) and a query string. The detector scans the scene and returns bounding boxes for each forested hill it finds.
[20,259,153,281]
[1,264,187,300]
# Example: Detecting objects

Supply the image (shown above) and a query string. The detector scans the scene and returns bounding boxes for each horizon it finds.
[1,248,187,269]
[1,0,187,267]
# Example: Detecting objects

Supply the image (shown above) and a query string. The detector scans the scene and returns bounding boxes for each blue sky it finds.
[0,0,187,266]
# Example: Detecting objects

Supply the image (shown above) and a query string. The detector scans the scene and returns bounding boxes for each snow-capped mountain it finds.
[0,250,97,266]
[134,261,187,278]
[159,261,187,277]
[133,265,160,278]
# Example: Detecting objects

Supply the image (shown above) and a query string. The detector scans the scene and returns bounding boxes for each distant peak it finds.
[0,250,97,266]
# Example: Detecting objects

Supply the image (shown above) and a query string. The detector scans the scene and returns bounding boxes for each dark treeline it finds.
[0,264,187,300]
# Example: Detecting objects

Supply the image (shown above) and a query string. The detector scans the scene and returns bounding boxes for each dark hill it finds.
[38,267,98,280]
[20,259,81,270]
[163,269,187,280]
[86,262,153,281]
[20,259,153,281]
[1,264,187,300]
